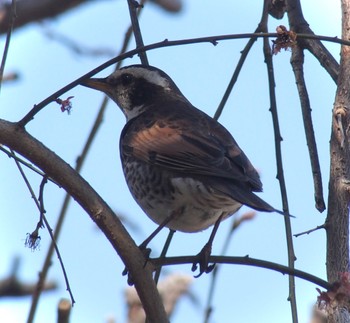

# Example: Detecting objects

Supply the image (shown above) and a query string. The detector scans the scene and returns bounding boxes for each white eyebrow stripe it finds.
[112,67,172,90]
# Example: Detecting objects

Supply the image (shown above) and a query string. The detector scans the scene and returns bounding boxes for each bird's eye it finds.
[120,73,133,86]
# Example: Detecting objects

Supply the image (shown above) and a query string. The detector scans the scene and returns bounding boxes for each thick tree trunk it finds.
[327,0,350,285]
[324,0,350,321]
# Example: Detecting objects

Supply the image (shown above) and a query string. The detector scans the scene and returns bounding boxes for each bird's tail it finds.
[234,189,293,217]
[214,182,293,217]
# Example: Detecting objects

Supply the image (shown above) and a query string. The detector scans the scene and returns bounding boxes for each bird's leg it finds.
[154,229,176,284]
[122,212,177,285]
[139,215,174,250]
[192,213,225,278]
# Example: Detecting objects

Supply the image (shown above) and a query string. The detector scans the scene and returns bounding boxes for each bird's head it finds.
[81,65,188,121]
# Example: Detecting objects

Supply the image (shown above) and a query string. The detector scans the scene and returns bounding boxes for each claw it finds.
[122,246,152,285]
[191,242,216,277]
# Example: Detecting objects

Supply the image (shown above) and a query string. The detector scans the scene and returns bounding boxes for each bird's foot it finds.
[122,245,152,286]
[191,242,216,278]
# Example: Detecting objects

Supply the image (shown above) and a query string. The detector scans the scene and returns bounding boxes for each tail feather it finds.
[213,182,293,217]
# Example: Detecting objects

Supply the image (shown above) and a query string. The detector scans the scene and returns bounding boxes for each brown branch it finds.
[294,224,326,238]
[127,0,149,65]
[326,0,350,283]
[290,45,326,212]
[324,1,350,321]
[0,120,168,323]
[286,0,339,83]
[263,25,299,323]
[151,255,331,290]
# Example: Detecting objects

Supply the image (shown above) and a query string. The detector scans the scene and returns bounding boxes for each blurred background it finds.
[0,0,340,322]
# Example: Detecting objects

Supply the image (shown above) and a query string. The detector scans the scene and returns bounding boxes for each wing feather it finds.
[122,110,263,192]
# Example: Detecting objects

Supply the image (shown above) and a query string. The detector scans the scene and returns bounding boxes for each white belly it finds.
[137,177,242,232]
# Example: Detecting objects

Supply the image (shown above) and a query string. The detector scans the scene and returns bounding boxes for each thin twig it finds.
[11,149,42,211]
[38,176,48,226]
[127,0,149,65]
[151,255,331,290]
[213,32,258,120]
[9,150,75,315]
[294,224,326,238]
[291,46,326,212]
[0,0,16,94]
[262,32,298,323]
[37,178,75,308]
[17,32,348,127]
[213,0,275,122]
[205,4,272,318]
[206,11,274,323]
[0,146,58,185]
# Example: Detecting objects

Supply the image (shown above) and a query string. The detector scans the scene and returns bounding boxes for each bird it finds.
[81,64,285,276]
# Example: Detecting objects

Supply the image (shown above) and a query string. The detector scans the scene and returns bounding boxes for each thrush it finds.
[81,65,285,275]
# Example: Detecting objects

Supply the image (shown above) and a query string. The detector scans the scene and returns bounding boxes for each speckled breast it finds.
[121,157,242,232]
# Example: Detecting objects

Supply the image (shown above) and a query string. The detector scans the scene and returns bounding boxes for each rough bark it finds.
[327,0,350,285]
[324,0,350,322]
[0,120,169,323]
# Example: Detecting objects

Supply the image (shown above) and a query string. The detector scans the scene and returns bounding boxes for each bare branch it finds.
[127,0,149,65]
[262,22,298,323]
[326,0,350,285]
[213,32,258,120]
[151,255,331,290]
[10,149,75,311]
[294,224,326,238]
[0,119,168,322]
[286,0,339,83]
[290,46,326,212]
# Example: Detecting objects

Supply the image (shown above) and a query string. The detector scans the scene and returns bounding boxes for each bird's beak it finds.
[80,78,109,93]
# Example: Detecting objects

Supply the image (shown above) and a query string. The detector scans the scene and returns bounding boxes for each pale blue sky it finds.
[0,1,341,322]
